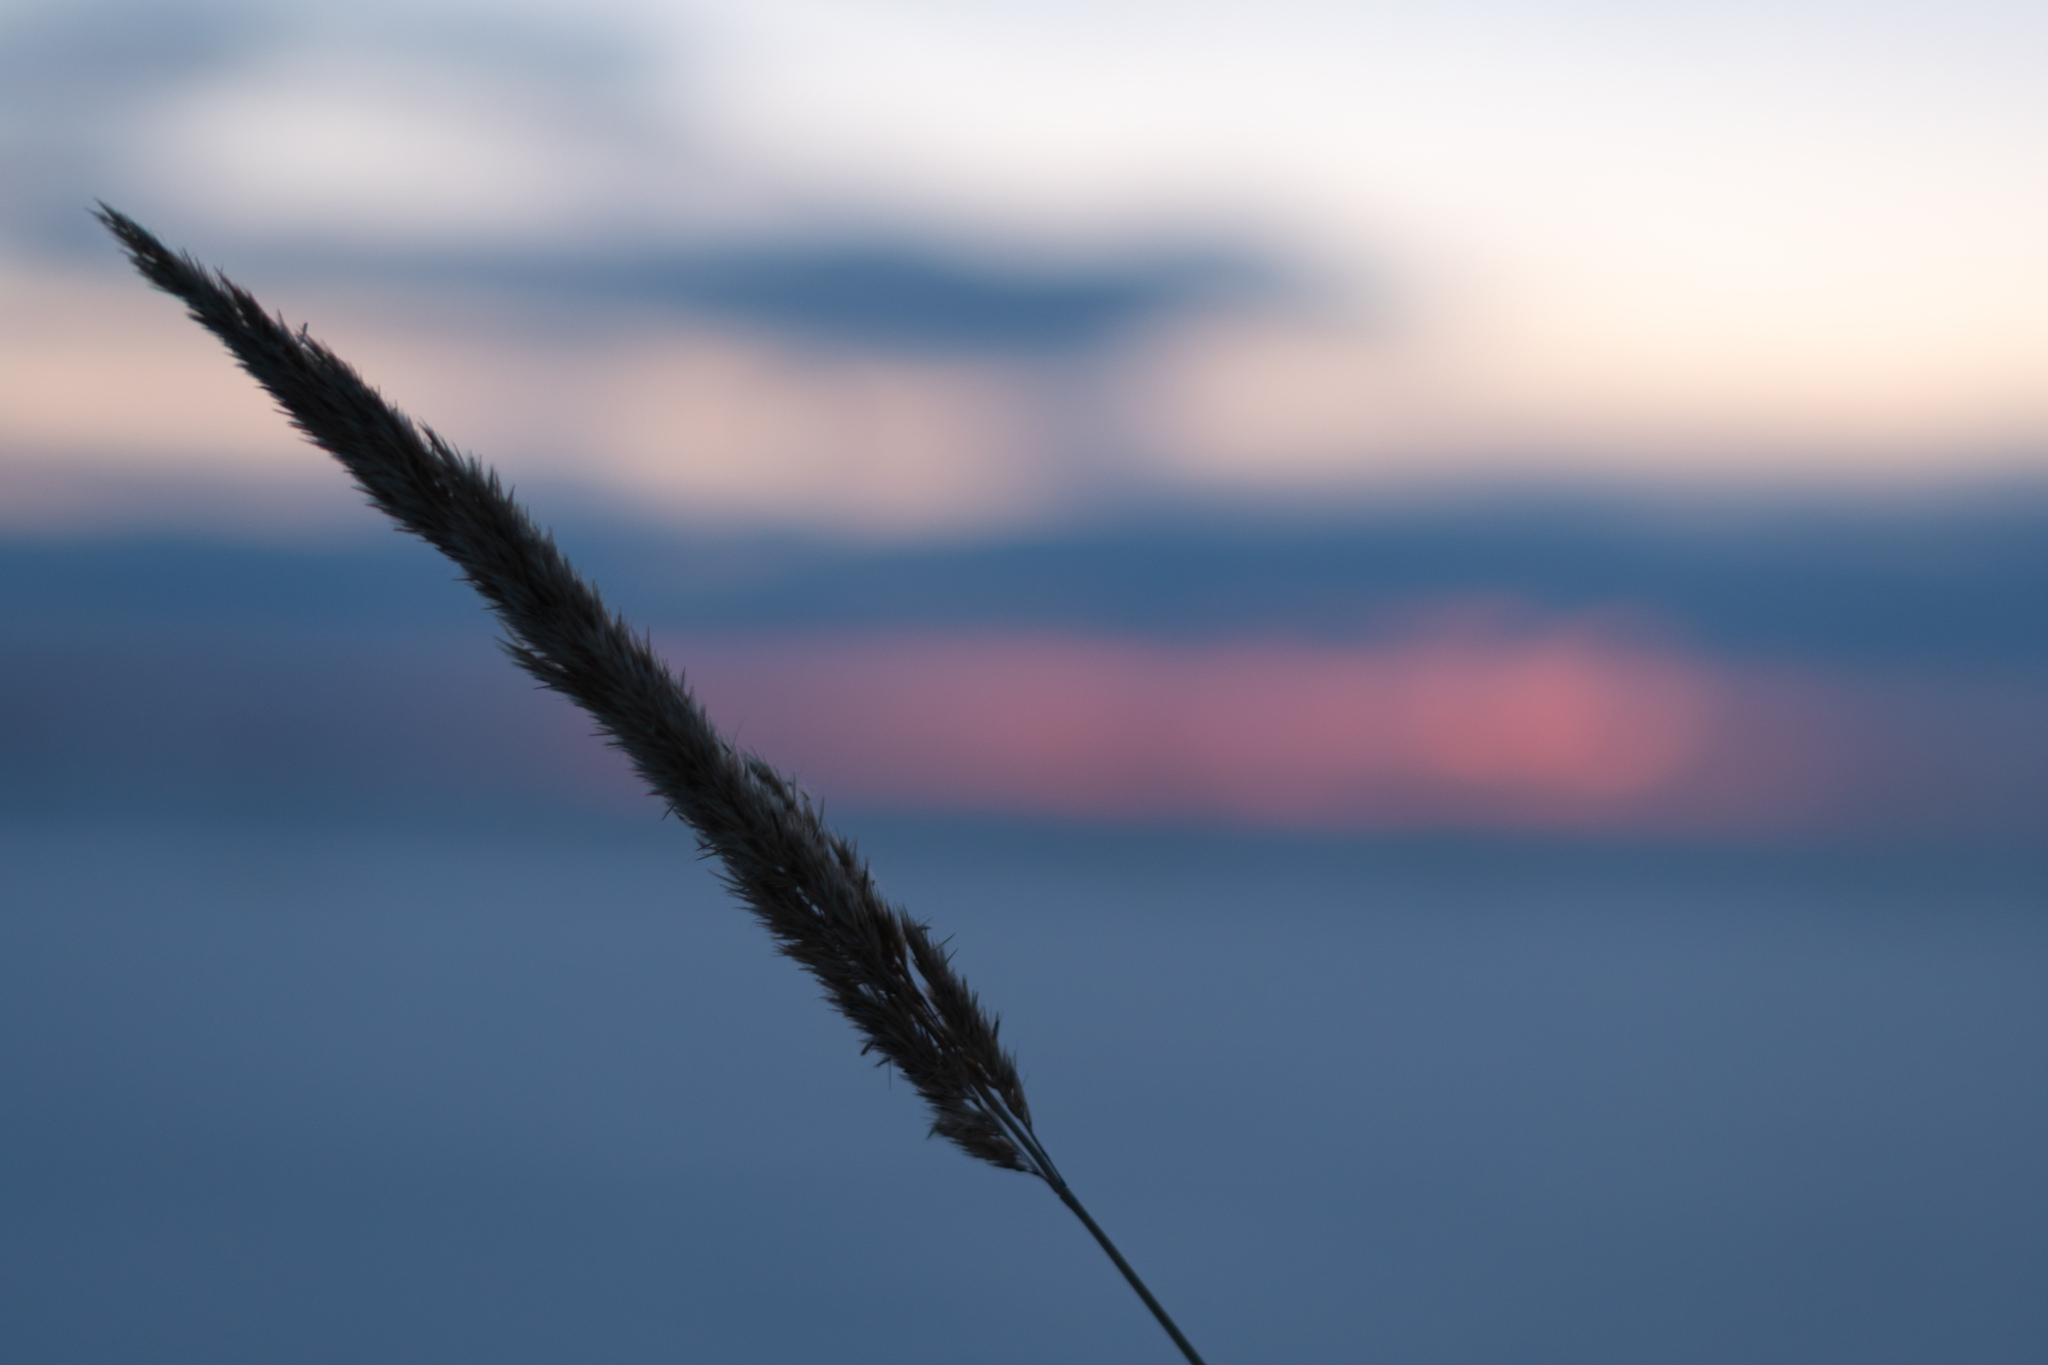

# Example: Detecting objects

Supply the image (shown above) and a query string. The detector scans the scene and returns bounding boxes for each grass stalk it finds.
[96,205,1208,1365]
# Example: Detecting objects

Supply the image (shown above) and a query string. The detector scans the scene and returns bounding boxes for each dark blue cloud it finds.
[305,238,1268,353]
[544,244,1255,351]
[15,489,2044,664]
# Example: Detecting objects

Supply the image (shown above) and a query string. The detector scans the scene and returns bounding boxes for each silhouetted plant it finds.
[98,205,1207,1365]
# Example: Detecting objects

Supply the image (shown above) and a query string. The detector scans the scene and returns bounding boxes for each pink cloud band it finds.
[661,620,1843,833]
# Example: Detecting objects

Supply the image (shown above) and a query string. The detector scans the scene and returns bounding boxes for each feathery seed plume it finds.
[95,205,1208,1365]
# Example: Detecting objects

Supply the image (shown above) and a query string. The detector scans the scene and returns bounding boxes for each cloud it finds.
[13,505,2048,837]
[312,239,1261,353]
[677,625,1752,831]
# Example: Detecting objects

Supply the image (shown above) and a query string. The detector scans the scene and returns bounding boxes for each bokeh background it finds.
[4,2,2046,1361]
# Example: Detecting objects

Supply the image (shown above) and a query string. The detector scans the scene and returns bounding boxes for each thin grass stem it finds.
[1053,1183,1210,1365]
[976,1089,1208,1365]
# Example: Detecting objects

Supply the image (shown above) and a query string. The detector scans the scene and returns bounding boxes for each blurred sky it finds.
[4,0,2047,535]
[6,0,2048,837]
[7,14,2047,1354]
